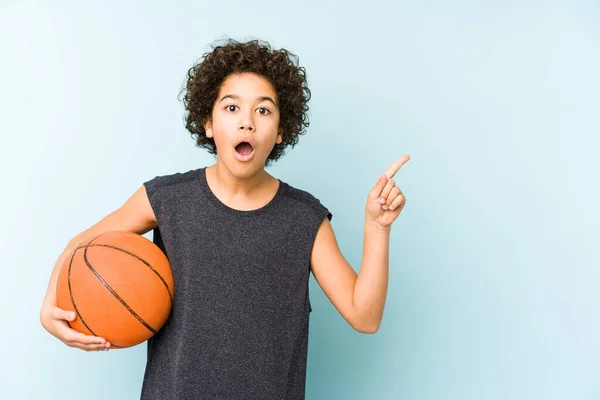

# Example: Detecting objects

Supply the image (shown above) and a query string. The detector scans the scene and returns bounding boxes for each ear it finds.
[204,119,213,138]
[276,128,283,144]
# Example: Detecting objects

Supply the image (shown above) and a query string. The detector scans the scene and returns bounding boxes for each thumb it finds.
[53,307,76,322]
[369,173,388,200]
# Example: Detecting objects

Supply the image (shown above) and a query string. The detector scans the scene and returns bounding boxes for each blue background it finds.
[1,0,599,399]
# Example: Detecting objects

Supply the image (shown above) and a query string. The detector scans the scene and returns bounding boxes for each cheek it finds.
[209,119,232,144]
[259,117,280,138]
[209,129,228,154]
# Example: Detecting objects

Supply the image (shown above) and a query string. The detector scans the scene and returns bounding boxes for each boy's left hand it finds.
[366,155,410,228]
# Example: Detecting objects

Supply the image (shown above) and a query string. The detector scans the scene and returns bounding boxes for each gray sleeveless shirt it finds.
[140,167,332,399]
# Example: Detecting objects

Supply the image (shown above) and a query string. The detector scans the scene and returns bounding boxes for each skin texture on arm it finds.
[40,185,157,351]
[310,155,410,334]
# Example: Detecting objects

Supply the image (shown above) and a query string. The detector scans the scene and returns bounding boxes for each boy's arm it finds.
[40,185,157,351]
[310,155,410,334]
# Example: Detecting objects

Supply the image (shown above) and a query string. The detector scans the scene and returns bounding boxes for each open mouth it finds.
[235,142,254,156]
[234,141,255,162]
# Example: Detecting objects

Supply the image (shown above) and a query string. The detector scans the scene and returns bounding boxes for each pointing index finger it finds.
[385,155,411,179]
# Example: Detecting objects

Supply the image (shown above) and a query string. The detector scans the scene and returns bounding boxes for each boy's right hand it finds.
[40,305,110,352]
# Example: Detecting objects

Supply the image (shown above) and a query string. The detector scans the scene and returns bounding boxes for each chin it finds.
[222,157,267,177]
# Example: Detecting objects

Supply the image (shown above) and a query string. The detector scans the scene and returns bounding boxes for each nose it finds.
[238,109,255,132]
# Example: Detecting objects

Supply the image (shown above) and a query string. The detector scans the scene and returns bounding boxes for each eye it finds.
[257,107,271,115]
[225,105,238,112]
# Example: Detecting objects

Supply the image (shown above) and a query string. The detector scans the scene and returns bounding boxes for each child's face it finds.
[204,72,282,171]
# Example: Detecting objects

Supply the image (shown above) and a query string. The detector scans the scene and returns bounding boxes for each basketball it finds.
[56,231,174,348]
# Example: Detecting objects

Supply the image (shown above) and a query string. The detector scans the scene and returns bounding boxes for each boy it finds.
[40,38,409,399]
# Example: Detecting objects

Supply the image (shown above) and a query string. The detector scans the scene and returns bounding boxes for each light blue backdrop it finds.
[1,0,598,399]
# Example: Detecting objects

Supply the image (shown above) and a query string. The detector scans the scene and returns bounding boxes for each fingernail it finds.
[69,312,75,319]
[382,205,389,210]
[379,197,385,204]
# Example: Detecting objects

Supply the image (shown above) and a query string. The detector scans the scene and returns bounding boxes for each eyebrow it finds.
[218,94,277,107]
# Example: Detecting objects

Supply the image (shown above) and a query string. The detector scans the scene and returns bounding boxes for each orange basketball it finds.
[56,231,174,348]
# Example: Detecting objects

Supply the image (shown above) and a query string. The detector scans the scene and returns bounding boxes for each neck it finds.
[207,158,273,199]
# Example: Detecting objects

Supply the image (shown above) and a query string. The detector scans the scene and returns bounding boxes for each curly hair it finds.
[179,38,311,166]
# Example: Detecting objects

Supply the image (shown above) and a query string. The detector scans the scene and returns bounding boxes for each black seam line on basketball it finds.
[85,233,147,349]
[74,243,173,307]
[82,245,158,335]
[83,233,149,348]
[67,247,98,337]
